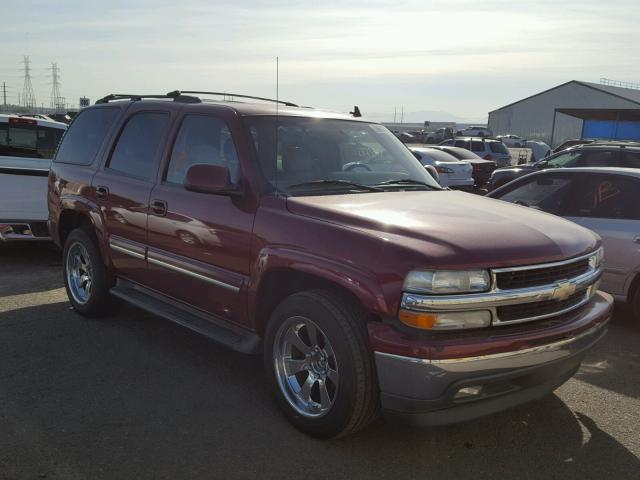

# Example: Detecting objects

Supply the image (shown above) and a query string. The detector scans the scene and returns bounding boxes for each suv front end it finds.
[369,248,611,424]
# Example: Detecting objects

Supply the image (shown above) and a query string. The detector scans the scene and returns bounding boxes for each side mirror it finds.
[424,164,440,184]
[184,164,238,195]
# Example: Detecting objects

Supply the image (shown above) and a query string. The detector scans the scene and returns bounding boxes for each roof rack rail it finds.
[176,90,299,107]
[95,92,201,104]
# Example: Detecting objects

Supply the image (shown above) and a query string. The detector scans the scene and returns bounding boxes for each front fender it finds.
[247,246,390,325]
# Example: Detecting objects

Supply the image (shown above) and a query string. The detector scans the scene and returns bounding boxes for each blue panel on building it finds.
[583,120,640,140]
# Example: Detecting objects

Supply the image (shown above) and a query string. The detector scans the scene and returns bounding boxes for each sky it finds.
[1,0,639,123]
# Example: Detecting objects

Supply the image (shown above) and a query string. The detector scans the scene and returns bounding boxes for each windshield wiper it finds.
[287,179,385,192]
[375,179,442,190]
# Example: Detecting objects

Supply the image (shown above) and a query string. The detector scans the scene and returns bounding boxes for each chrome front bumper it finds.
[376,291,611,425]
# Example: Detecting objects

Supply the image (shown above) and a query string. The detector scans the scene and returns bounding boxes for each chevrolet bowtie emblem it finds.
[552,281,577,301]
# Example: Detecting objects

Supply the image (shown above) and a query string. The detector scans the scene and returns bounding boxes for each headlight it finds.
[589,247,604,270]
[403,270,490,294]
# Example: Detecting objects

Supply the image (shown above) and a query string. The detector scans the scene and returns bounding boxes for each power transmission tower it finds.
[49,62,65,112]
[21,55,36,110]
[1,82,7,111]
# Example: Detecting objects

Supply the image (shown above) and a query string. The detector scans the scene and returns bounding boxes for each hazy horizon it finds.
[1,0,639,122]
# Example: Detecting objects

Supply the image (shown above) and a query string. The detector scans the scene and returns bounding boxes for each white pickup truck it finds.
[0,114,67,241]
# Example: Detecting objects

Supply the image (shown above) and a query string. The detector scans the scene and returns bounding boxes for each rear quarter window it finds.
[471,141,485,152]
[54,108,120,165]
[489,142,509,154]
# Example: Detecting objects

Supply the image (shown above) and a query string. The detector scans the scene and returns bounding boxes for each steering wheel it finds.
[342,162,372,172]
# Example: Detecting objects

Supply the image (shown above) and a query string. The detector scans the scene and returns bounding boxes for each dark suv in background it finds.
[489,142,640,190]
[48,91,611,438]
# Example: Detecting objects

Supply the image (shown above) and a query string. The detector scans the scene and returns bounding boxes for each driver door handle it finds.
[150,199,168,216]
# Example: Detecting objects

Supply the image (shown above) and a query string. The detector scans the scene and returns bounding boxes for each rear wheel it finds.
[63,227,117,317]
[265,290,379,438]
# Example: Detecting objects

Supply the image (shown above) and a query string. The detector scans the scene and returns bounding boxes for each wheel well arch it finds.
[58,209,93,246]
[627,272,640,303]
[253,268,379,335]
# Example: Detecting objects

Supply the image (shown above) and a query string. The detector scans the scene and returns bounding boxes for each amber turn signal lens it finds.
[398,309,438,329]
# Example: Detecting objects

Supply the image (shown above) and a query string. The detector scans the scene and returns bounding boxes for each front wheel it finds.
[264,290,379,438]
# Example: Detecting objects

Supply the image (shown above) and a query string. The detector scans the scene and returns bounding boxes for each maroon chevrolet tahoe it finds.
[48,91,612,438]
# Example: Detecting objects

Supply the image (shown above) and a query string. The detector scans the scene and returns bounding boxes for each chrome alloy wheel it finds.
[273,316,339,418]
[66,242,93,305]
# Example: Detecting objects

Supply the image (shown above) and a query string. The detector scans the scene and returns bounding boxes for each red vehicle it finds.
[48,91,612,438]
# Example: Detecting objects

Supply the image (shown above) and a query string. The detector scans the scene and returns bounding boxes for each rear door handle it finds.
[95,186,109,199]
[150,199,168,216]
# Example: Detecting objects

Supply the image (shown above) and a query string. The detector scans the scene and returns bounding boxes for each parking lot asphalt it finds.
[1,243,639,480]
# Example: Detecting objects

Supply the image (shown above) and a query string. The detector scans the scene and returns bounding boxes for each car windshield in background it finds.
[0,122,65,159]
[245,116,440,195]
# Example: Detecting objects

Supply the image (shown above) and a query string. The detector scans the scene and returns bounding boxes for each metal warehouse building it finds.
[488,80,640,148]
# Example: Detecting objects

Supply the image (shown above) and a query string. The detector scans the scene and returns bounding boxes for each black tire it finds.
[62,227,118,317]
[264,290,379,438]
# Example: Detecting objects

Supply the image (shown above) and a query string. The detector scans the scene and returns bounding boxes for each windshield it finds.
[245,116,440,195]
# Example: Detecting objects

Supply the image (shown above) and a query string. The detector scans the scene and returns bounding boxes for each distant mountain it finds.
[364,109,465,124]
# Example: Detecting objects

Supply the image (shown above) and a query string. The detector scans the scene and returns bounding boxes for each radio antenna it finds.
[275,56,280,195]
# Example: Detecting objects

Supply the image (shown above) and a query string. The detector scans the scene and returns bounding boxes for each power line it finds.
[21,55,36,110]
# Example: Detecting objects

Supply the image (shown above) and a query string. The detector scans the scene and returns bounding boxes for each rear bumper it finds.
[0,220,51,242]
[374,291,611,425]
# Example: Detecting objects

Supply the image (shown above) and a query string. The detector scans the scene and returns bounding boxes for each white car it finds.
[459,125,492,137]
[497,134,527,147]
[410,147,474,189]
[0,114,67,241]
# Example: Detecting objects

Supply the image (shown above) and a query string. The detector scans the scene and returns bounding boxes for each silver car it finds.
[409,147,474,189]
[488,167,640,319]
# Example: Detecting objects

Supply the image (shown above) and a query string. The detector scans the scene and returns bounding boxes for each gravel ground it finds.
[0,243,638,480]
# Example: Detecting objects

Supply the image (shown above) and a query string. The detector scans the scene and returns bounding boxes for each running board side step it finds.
[110,280,262,354]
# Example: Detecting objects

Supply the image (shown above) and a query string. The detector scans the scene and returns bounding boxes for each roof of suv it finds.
[90,91,364,121]
[563,142,640,153]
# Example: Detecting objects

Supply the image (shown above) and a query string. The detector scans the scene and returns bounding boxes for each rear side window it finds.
[470,141,485,152]
[108,112,170,179]
[453,140,469,148]
[489,142,509,154]
[561,175,640,220]
[55,108,119,165]
[1,120,65,159]
[165,115,240,185]
[622,152,640,168]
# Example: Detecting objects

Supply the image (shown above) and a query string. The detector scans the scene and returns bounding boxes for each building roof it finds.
[489,80,640,113]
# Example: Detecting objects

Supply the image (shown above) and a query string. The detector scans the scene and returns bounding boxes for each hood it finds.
[286,191,599,269]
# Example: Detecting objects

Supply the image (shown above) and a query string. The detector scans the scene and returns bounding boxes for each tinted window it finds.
[0,121,65,160]
[165,115,240,185]
[470,141,485,152]
[560,175,640,220]
[108,112,170,179]
[453,140,469,148]
[55,108,119,165]
[622,151,640,169]
[489,142,509,154]
[580,150,619,167]
[497,175,572,214]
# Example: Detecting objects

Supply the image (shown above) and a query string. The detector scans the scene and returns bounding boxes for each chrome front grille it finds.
[495,258,590,290]
[401,250,603,327]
